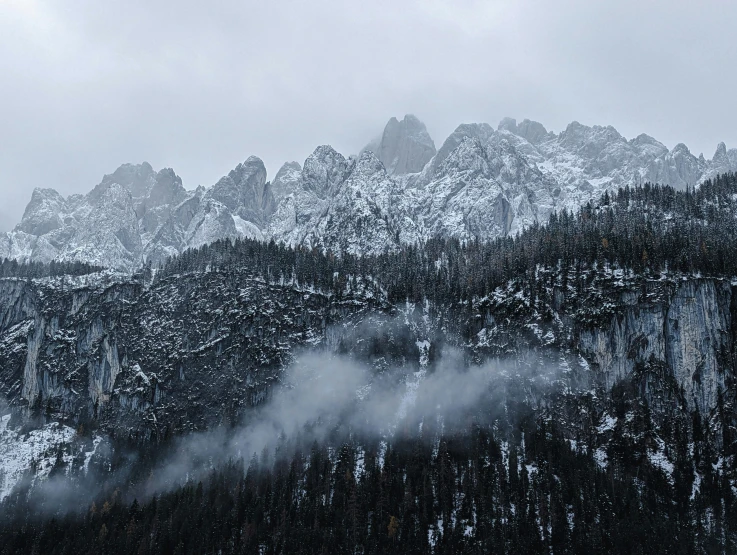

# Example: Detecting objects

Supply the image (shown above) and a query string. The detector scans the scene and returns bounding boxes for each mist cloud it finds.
[143,346,565,495]
[3,341,571,516]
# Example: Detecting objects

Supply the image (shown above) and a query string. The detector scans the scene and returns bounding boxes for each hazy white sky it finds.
[1,0,735,229]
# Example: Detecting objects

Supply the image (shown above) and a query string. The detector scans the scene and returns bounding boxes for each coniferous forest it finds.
[1,176,737,553]
[1,407,734,555]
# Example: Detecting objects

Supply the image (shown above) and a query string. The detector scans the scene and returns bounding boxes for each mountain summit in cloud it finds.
[362,114,437,175]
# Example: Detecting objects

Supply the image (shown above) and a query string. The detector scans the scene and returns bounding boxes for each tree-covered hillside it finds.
[158,173,737,303]
[1,175,737,553]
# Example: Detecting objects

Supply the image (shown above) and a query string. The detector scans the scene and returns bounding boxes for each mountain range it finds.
[1,164,737,552]
[3,114,737,270]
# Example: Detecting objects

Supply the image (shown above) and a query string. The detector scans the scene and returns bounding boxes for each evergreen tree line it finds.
[156,173,737,305]
[0,257,102,279]
[0,401,733,555]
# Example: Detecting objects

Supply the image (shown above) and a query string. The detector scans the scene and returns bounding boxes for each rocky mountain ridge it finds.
[3,115,737,269]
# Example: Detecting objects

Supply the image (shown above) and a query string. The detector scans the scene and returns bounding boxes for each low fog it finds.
[144,347,562,495]
[7,344,571,516]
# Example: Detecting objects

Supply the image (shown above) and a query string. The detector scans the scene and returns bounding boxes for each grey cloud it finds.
[1,0,735,230]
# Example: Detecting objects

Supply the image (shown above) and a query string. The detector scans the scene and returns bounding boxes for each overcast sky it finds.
[1,0,735,230]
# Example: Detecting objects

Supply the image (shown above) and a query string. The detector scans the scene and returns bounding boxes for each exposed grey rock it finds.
[646,143,706,189]
[577,279,732,413]
[0,271,397,438]
[146,168,187,209]
[363,114,436,175]
[412,135,556,240]
[701,141,737,183]
[630,133,669,158]
[516,118,551,145]
[431,122,496,172]
[309,151,402,256]
[207,156,271,226]
[89,161,158,203]
[15,188,65,236]
[301,145,351,199]
[268,148,401,255]
[3,115,737,269]
[269,162,302,206]
[63,182,143,269]
[0,270,732,441]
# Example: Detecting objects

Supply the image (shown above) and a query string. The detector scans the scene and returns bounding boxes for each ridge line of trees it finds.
[156,173,737,304]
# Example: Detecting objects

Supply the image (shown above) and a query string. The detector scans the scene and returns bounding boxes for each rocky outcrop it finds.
[269,162,302,207]
[0,271,400,438]
[646,143,706,190]
[1,269,734,443]
[577,279,734,413]
[206,156,271,226]
[3,115,737,269]
[15,188,66,236]
[362,114,436,175]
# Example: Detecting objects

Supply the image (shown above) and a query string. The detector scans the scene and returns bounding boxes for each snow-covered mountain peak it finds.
[145,168,187,209]
[353,148,388,176]
[630,133,668,157]
[672,142,692,155]
[4,114,737,269]
[362,114,436,175]
[429,122,495,177]
[497,116,517,132]
[499,117,551,144]
[436,135,491,177]
[558,121,625,157]
[270,161,302,207]
[89,162,158,203]
[301,145,350,199]
[15,188,66,236]
[207,156,268,214]
[701,142,737,183]
[713,141,728,161]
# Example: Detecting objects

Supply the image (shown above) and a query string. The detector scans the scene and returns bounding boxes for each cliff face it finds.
[1,271,734,444]
[576,279,734,413]
[1,267,736,505]
[465,273,737,417]
[362,114,437,175]
[0,277,141,421]
[0,272,407,439]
